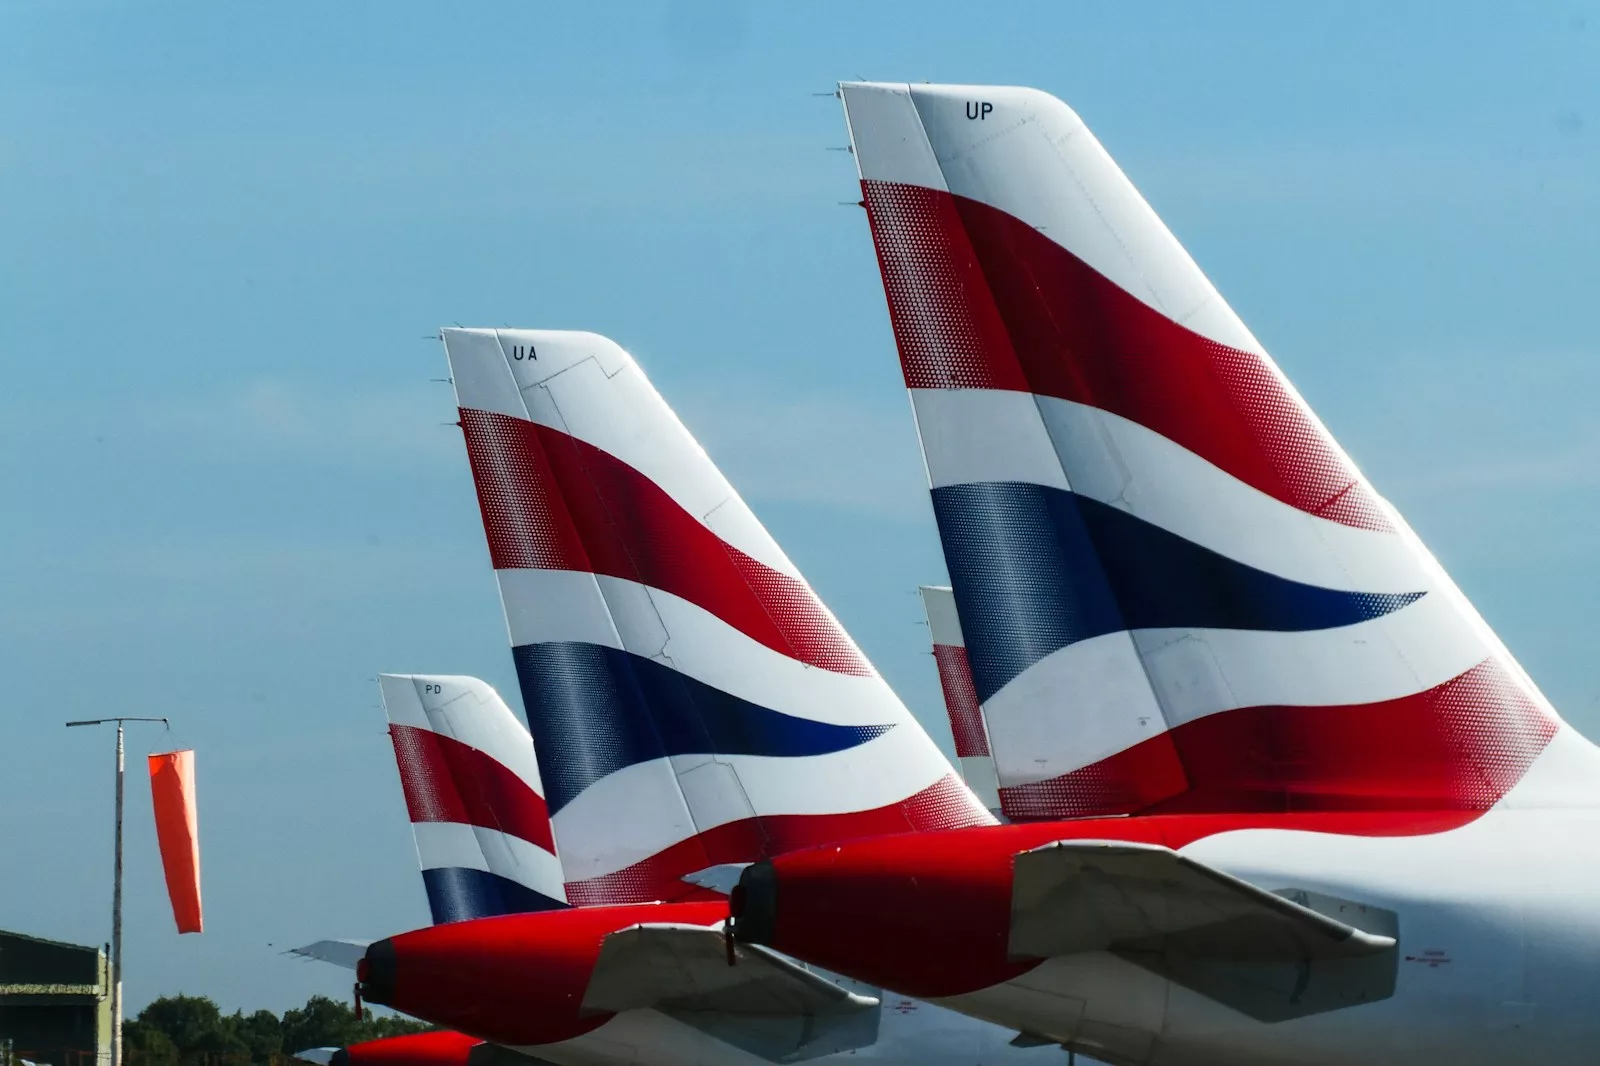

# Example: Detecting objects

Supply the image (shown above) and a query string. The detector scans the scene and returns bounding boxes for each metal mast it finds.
[67,716,169,1066]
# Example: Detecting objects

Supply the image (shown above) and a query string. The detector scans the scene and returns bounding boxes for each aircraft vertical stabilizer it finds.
[919,585,999,814]
[840,82,1576,821]
[379,673,567,922]
[442,328,994,905]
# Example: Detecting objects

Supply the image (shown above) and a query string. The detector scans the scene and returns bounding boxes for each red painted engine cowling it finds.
[360,901,727,1046]
[730,812,1472,999]
[334,1031,482,1066]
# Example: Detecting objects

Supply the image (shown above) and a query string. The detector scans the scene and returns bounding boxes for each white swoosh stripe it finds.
[379,674,545,799]
[412,821,564,898]
[445,328,798,577]
[841,82,1262,356]
[551,729,952,882]
[497,570,912,729]
[983,594,1503,787]
[915,388,1424,594]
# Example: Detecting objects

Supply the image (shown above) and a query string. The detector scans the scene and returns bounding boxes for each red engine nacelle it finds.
[321,1030,481,1066]
[359,901,727,1047]
[728,812,1444,999]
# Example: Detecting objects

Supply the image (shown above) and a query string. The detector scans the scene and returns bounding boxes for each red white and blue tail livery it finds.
[287,674,564,974]
[721,83,1600,1066]
[345,672,1055,1066]
[441,328,992,906]
[919,585,998,814]
[840,81,1578,822]
[378,673,567,923]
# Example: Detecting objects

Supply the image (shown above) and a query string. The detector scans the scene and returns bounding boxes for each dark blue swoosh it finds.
[421,867,567,925]
[512,642,895,814]
[933,482,1424,704]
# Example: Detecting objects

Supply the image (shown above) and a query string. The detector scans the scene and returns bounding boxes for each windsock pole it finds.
[67,716,169,1066]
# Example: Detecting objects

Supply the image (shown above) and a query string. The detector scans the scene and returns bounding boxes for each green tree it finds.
[129,993,431,1066]
[278,997,361,1056]
[122,1020,179,1066]
[135,995,226,1055]
[229,1010,283,1064]
[355,1013,432,1042]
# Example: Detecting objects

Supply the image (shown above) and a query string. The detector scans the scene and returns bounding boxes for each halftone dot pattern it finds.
[460,407,589,571]
[420,867,567,925]
[935,482,1121,704]
[732,555,874,678]
[861,180,1028,391]
[945,184,1394,534]
[512,640,897,815]
[1205,342,1391,531]
[855,180,1561,818]
[390,723,463,824]
[1434,659,1559,808]
[1144,656,1558,815]
[563,775,993,906]
[932,643,988,758]
[998,738,1189,821]
[1000,658,1559,821]
[861,180,1393,533]
[899,773,996,831]
[934,481,1422,703]
[461,407,872,678]
[389,724,557,855]
[511,641,649,819]
[562,836,720,908]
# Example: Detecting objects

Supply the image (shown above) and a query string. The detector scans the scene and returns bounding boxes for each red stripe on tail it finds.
[461,408,872,677]
[932,643,989,758]
[998,659,1557,820]
[390,724,556,856]
[565,774,991,906]
[861,180,1391,532]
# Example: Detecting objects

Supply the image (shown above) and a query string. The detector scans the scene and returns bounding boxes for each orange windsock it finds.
[148,750,203,934]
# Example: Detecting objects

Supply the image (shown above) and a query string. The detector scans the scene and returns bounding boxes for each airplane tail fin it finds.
[442,328,992,905]
[378,674,567,922]
[841,82,1571,821]
[919,586,999,814]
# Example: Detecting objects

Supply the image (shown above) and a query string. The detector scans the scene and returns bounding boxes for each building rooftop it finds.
[0,931,106,1000]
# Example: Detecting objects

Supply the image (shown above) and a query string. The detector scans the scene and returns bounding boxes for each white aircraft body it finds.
[721,81,1600,1066]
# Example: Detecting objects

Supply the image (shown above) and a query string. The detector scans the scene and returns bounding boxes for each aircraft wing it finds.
[288,939,371,969]
[583,923,881,1063]
[1009,841,1398,1022]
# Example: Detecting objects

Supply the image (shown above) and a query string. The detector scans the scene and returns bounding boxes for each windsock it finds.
[148,750,203,933]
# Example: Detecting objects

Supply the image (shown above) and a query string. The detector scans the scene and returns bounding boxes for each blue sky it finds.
[3,0,1597,1014]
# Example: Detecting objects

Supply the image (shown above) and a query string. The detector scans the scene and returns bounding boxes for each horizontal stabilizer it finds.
[682,864,750,895]
[288,939,371,970]
[583,923,880,1062]
[584,922,878,1015]
[1009,842,1398,1021]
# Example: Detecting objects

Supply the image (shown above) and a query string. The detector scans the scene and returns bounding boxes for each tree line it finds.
[123,994,431,1066]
